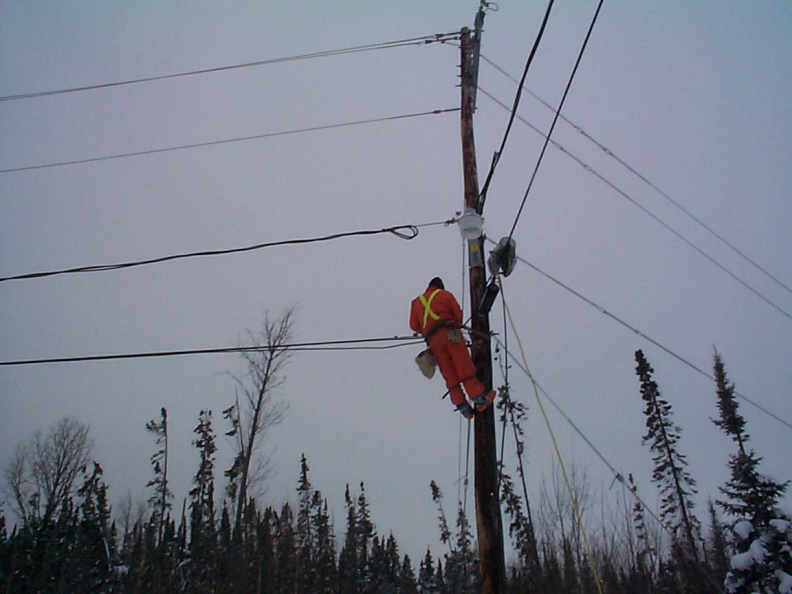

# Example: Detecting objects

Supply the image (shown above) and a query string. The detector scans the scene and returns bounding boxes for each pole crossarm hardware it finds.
[460,14,507,593]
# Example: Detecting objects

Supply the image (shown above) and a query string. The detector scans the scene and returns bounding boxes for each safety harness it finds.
[419,289,455,345]
[419,289,442,330]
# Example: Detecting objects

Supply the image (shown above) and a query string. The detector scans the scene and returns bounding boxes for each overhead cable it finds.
[0,335,424,367]
[0,108,460,174]
[0,32,461,102]
[477,0,556,211]
[481,53,792,299]
[495,333,722,591]
[507,0,605,241]
[494,241,792,432]
[0,220,458,283]
[496,286,731,592]
[480,87,792,324]
[498,278,604,594]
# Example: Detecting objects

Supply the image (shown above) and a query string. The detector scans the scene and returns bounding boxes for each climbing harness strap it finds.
[418,289,442,330]
[423,320,454,345]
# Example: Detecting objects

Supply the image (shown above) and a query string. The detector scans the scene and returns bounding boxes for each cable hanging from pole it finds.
[493,294,723,592]
[494,243,792,432]
[0,32,462,102]
[0,107,460,174]
[484,53,792,300]
[498,277,605,594]
[0,335,424,367]
[479,85,792,324]
[507,0,605,241]
[478,0,555,211]
[0,219,459,284]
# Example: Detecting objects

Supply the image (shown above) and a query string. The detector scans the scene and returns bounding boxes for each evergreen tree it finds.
[445,505,478,593]
[712,352,791,593]
[188,409,217,592]
[356,481,376,591]
[628,473,656,589]
[435,558,446,593]
[216,501,233,589]
[418,548,439,593]
[146,407,172,547]
[256,507,277,594]
[635,350,702,569]
[74,461,116,590]
[274,502,297,594]
[501,470,539,587]
[338,484,359,593]
[399,554,419,594]
[310,492,337,592]
[382,533,402,593]
[296,453,314,592]
[705,500,729,586]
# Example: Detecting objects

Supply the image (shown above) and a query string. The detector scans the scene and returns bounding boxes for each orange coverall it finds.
[410,285,487,407]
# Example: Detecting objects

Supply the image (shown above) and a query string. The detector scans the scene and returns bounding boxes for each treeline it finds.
[1,347,790,593]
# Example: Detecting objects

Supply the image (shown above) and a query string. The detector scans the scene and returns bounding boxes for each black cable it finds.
[478,0,555,211]
[0,223,431,283]
[0,33,461,102]
[480,86,792,324]
[495,337,727,593]
[507,0,605,241]
[0,108,460,174]
[481,52,792,299]
[496,242,792,432]
[0,336,424,367]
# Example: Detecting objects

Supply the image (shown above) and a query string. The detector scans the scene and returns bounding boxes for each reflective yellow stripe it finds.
[419,289,442,330]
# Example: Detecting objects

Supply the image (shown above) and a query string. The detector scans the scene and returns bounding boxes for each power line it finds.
[479,86,792,324]
[0,335,424,367]
[497,242,792,432]
[495,334,723,592]
[507,0,605,241]
[481,53,792,300]
[0,108,460,174]
[477,0,556,211]
[0,33,461,102]
[0,220,457,283]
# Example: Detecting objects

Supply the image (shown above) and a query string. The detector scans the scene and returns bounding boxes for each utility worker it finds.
[410,277,496,419]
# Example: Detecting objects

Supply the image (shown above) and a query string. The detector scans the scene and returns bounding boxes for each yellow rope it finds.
[498,277,604,594]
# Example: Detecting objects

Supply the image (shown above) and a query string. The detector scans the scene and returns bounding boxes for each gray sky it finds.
[2,1,790,564]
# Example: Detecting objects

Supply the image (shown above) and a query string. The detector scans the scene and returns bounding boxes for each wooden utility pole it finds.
[460,18,506,594]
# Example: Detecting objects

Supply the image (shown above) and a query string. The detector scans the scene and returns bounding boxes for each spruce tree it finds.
[146,407,172,547]
[500,470,538,585]
[188,409,217,592]
[418,548,438,593]
[275,502,297,594]
[635,350,702,569]
[338,484,359,593]
[711,351,791,593]
[311,492,337,592]
[296,454,314,592]
[356,481,375,591]
[705,500,729,586]
[446,506,477,593]
[399,554,419,594]
[75,461,116,590]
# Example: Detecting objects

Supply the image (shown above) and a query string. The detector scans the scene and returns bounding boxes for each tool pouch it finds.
[446,328,462,344]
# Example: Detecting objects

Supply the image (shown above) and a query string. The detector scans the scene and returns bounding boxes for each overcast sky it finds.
[2,1,790,564]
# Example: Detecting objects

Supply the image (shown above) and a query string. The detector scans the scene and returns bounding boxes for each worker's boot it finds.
[472,389,496,412]
[456,401,474,420]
